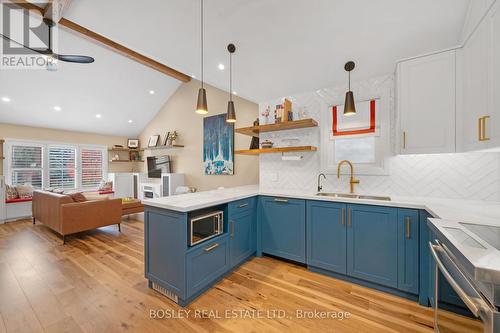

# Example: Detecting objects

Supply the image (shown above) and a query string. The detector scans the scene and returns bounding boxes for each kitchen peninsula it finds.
[143,185,500,310]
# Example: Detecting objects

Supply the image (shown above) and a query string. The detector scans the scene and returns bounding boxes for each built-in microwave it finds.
[189,211,223,246]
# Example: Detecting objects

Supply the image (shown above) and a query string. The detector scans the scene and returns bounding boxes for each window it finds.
[4,140,107,190]
[334,137,376,164]
[10,145,43,188]
[81,148,103,188]
[48,146,76,189]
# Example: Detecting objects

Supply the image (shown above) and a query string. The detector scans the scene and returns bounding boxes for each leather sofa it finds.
[32,190,122,243]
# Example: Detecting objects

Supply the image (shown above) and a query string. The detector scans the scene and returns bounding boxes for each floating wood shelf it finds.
[108,148,143,152]
[109,160,144,163]
[145,145,184,150]
[235,119,318,137]
[235,146,317,155]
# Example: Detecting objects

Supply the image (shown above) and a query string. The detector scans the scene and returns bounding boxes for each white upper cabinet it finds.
[398,50,456,154]
[460,1,500,151]
[487,2,500,148]
[460,15,491,151]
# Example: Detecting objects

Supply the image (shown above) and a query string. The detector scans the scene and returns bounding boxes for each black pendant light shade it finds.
[226,101,236,123]
[344,61,356,116]
[196,87,208,114]
[196,0,208,114]
[226,43,236,123]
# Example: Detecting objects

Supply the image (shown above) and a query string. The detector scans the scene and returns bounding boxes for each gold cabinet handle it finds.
[405,217,411,239]
[479,116,491,141]
[403,131,407,149]
[482,116,490,141]
[347,208,352,227]
[231,221,235,239]
[204,243,220,252]
[238,203,249,208]
[274,198,289,203]
[341,208,345,226]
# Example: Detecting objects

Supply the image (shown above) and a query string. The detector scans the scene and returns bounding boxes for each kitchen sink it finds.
[316,192,391,201]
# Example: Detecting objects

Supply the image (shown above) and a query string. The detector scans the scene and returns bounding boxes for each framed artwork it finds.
[203,113,234,175]
[148,135,160,147]
[127,139,139,149]
[163,132,170,146]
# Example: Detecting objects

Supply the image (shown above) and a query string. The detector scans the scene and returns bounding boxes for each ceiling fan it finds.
[0,18,94,64]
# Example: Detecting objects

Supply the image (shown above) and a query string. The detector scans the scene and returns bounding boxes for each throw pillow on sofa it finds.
[16,184,34,199]
[69,192,87,203]
[5,184,19,200]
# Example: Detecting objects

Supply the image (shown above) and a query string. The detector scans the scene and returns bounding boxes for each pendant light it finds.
[196,0,208,114]
[226,43,236,123]
[343,61,356,116]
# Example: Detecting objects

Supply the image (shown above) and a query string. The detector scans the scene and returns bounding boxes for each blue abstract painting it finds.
[203,113,234,175]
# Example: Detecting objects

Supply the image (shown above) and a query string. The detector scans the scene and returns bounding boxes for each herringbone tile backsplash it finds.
[259,76,500,201]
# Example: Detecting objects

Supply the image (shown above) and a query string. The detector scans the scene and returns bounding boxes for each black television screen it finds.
[147,155,171,178]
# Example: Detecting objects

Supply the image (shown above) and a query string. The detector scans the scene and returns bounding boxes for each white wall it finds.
[259,75,500,201]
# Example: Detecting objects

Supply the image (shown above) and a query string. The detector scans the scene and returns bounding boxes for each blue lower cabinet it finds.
[186,235,230,298]
[397,208,419,294]
[347,204,398,288]
[306,200,347,274]
[145,208,187,299]
[260,196,306,263]
[229,209,255,268]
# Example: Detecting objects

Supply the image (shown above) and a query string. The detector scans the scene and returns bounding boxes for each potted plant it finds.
[169,131,179,146]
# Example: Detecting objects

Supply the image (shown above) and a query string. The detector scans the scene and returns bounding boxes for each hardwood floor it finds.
[0,219,482,333]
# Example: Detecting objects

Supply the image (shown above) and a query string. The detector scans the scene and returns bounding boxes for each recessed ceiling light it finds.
[149,90,155,95]
[128,119,133,123]
[95,114,102,118]
[1,97,11,102]
[218,63,225,70]
[53,106,62,111]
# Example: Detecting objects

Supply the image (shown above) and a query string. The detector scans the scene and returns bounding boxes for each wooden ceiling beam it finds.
[8,0,191,82]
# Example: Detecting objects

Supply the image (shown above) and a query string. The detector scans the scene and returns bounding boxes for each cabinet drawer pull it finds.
[347,208,352,227]
[231,221,235,239]
[405,217,411,239]
[479,116,491,141]
[274,198,289,203]
[341,208,345,226]
[403,131,407,149]
[238,203,249,208]
[204,243,220,252]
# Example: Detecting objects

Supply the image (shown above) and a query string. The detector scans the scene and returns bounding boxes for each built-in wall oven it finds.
[189,211,223,246]
[429,240,499,333]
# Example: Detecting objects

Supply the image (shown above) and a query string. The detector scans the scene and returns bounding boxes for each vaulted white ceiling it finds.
[0,0,470,136]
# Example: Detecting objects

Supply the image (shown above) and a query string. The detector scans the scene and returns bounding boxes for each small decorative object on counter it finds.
[261,106,271,124]
[260,139,274,149]
[250,136,259,149]
[148,135,160,147]
[112,154,120,161]
[283,98,292,122]
[163,132,170,146]
[127,139,139,149]
[169,131,179,146]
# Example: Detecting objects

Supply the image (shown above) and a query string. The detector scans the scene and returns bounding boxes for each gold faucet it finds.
[337,160,360,194]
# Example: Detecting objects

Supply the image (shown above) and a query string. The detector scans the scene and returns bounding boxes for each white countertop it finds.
[143,184,500,225]
[143,184,500,282]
